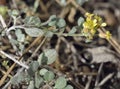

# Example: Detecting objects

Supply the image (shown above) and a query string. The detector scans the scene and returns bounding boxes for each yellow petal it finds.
[99,33,105,38]
[101,23,107,27]
[93,19,97,23]
[105,31,111,40]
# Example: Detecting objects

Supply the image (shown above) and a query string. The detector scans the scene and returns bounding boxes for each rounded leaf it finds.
[35,72,43,88]
[31,61,39,71]
[27,61,39,77]
[15,29,25,42]
[57,18,66,28]
[24,16,41,27]
[45,31,54,37]
[38,49,58,65]
[39,68,48,76]
[11,9,19,17]
[77,17,84,26]
[48,21,57,26]
[49,15,57,21]
[25,28,44,37]
[54,77,67,89]
[38,53,48,65]
[11,72,25,85]
[27,80,34,89]
[63,85,73,89]
[43,71,55,81]
[68,27,77,34]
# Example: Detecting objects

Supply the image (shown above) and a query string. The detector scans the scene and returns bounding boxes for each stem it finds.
[0,50,29,69]
[55,33,83,37]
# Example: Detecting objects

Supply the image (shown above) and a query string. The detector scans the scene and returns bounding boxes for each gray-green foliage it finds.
[39,68,48,76]
[11,64,73,89]
[15,29,25,42]
[63,85,74,89]
[57,18,66,28]
[54,77,67,89]
[24,27,44,37]
[24,16,41,27]
[27,61,39,76]
[6,8,88,89]
[11,72,25,85]
[38,49,58,65]
[15,29,25,52]
[11,49,73,89]
[43,71,55,81]
[68,27,77,34]
[77,17,84,26]
[8,9,19,17]
[35,72,43,88]
[23,15,66,38]
[48,15,66,30]
[27,80,34,89]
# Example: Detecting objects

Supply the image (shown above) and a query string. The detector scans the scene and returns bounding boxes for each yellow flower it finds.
[105,31,111,40]
[82,12,107,40]
[85,12,94,18]
[90,29,96,35]
[101,23,107,27]
[98,31,111,40]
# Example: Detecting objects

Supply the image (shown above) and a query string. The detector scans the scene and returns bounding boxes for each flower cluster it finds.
[99,31,111,40]
[82,12,107,40]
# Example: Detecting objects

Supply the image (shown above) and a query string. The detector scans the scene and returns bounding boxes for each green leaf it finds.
[77,17,84,26]
[28,61,39,76]
[24,74,31,82]
[54,77,67,89]
[68,27,77,34]
[57,18,66,28]
[48,21,57,26]
[11,9,19,17]
[63,85,73,89]
[58,28,65,34]
[45,31,54,37]
[33,0,39,12]
[38,49,58,65]
[25,28,44,37]
[8,9,19,21]
[38,53,48,65]
[49,15,57,21]
[43,71,55,81]
[27,80,34,89]
[48,15,57,26]
[27,68,34,77]
[39,68,48,76]
[30,61,39,72]
[11,76,18,85]
[24,16,41,27]
[15,29,25,42]
[11,72,25,85]
[35,72,43,88]
[9,39,18,45]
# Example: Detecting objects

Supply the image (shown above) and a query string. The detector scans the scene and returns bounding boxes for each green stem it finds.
[54,33,83,37]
